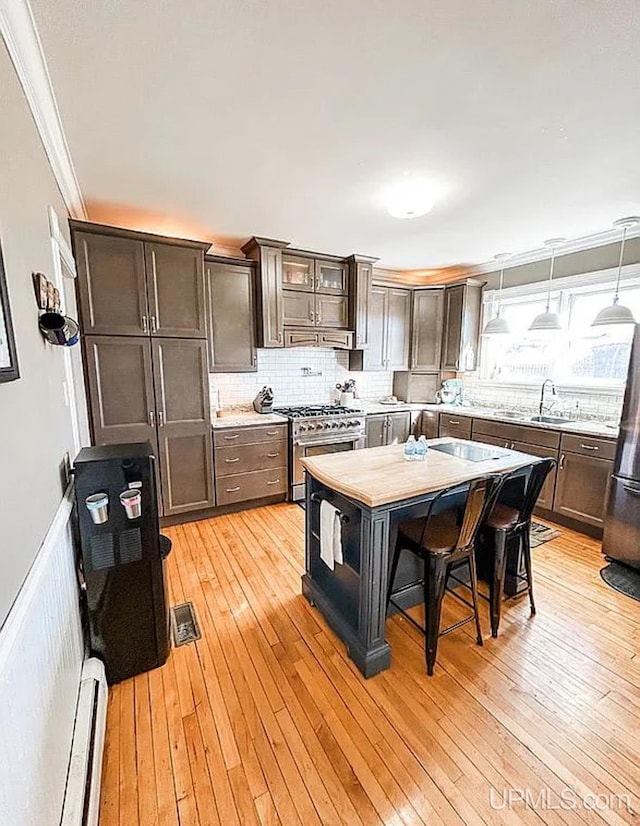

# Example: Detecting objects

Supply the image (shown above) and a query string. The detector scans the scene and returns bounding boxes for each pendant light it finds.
[529,238,566,332]
[591,217,639,326]
[482,253,511,335]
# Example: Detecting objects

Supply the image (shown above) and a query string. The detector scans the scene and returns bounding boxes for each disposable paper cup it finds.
[86,493,109,524]
[120,489,142,520]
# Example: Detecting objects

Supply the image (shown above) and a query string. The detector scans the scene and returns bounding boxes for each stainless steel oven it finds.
[274,405,366,501]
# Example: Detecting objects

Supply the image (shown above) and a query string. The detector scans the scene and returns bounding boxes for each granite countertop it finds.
[355,400,426,415]
[211,410,289,429]
[301,438,541,508]
[419,403,619,439]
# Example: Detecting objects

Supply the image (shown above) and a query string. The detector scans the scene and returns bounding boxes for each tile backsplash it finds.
[210,348,393,409]
[462,373,624,423]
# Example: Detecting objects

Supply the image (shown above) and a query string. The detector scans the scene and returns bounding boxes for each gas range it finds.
[273,404,367,500]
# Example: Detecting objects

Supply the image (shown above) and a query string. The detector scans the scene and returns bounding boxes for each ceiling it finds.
[30,0,640,269]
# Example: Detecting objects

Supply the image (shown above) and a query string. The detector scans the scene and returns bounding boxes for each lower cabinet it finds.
[213,424,288,505]
[366,412,411,447]
[553,445,614,528]
[438,413,473,439]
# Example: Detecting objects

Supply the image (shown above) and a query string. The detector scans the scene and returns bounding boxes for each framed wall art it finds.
[0,240,20,383]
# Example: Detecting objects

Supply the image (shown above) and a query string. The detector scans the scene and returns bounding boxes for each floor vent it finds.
[171,602,201,647]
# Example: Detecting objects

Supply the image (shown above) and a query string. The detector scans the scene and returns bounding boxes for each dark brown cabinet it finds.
[411,288,444,371]
[281,252,348,333]
[242,237,288,348]
[205,258,256,372]
[84,335,214,517]
[315,259,348,293]
[213,424,288,506]
[72,224,208,339]
[283,290,316,327]
[350,286,410,371]
[366,412,411,447]
[438,413,473,439]
[440,281,483,371]
[347,255,377,349]
[553,436,614,528]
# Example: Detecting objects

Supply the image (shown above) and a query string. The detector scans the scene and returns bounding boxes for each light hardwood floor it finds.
[99,503,640,825]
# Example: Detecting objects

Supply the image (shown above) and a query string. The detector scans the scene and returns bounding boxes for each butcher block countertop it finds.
[301,438,542,508]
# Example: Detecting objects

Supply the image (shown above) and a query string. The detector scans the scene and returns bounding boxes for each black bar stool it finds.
[476,458,556,638]
[386,475,503,676]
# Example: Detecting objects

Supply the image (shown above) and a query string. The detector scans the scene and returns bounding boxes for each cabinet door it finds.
[553,451,613,528]
[363,287,387,370]
[74,232,148,336]
[283,290,316,327]
[441,285,464,370]
[387,412,410,445]
[349,260,372,348]
[411,288,444,371]
[510,441,558,511]
[282,255,314,291]
[206,261,256,372]
[386,288,411,370]
[258,246,284,347]
[316,294,348,328]
[315,259,347,294]
[84,335,157,446]
[152,339,214,515]
[145,243,206,338]
[366,415,387,447]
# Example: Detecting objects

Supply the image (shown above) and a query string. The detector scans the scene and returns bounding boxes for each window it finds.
[481,281,639,387]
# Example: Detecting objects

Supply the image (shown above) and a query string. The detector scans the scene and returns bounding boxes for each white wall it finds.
[0,37,77,627]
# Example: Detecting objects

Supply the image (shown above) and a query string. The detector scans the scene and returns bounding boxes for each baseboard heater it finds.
[60,658,108,826]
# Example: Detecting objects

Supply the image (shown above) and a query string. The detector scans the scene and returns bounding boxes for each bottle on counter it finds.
[403,435,417,461]
[415,435,428,461]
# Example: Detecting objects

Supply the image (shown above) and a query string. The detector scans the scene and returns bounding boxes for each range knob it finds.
[307,423,316,430]
[299,424,307,432]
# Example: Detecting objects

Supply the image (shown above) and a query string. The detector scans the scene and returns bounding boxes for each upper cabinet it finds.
[411,288,444,371]
[280,250,349,338]
[440,281,483,371]
[347,255,377,349]
[315,259,347,293]
[349,285,410,371]
[72,223,209,339]
[205,257,257,372]
[241,237,288,348]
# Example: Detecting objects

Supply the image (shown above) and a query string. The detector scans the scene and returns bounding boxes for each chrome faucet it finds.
[539,379,558,418]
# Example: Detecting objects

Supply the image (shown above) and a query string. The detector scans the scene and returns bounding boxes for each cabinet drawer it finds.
[284,329,319,347]
[213,423,287,448]
[472,419,560,450]
[215,440,288,477]
[560,433,616,460]
[318,330,353,349]
[438,413,472,439]
[216,467,287,505]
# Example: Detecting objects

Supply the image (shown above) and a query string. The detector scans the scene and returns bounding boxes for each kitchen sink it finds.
[529,415,576,425]
[494,410,527,420]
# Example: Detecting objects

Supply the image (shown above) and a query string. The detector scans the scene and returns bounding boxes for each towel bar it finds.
[309,493,350,523]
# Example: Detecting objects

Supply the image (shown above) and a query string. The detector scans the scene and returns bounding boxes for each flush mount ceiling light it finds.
[592,217,640,327]
[383,177,436,219]
[482,253,512,335]
[529,238,566,332]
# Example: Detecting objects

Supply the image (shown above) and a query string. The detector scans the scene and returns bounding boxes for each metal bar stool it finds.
[386,475,503,676]
[476,458,556,638]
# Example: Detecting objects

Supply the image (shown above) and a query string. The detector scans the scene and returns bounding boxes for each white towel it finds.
[320,500,343,570]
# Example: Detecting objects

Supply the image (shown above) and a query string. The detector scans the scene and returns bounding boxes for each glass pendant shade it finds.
[591,218,639,327]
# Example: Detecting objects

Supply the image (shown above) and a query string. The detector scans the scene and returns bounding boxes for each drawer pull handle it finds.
[224,434,239,440]
[559,453,565,470]
[226,486,241,493]
[266,452,279,458]
[224,457,240,463]
[579,443,599,451]
[449,419,460,425]
[623,484,640,496]
[266,479,280,485]
[266,430,279,436]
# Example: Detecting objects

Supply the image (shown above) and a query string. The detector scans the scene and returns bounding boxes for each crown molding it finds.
[474,224,640,274]
[0,0,86,219]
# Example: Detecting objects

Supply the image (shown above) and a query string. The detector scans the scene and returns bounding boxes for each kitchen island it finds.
[300,437,542,677]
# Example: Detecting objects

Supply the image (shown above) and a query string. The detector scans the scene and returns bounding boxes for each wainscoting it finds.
[0,486,84,826]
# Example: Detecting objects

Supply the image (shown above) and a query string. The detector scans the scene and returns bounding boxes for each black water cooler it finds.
[74,443,171,684]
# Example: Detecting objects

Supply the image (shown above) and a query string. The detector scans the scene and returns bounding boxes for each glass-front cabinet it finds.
[315,259,347,293]
[282,255,314,291]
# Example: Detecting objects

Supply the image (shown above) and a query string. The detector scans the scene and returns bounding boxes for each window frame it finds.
[478,264,640,392]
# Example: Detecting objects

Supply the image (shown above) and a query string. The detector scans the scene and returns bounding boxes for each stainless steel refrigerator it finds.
[602,324,640,569]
